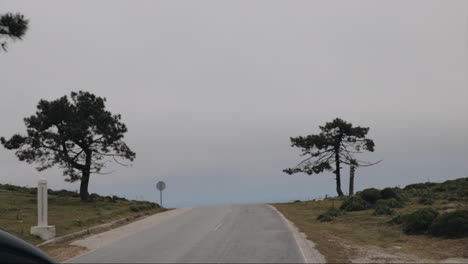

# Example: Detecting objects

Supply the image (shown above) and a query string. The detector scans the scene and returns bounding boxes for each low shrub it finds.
[375,198,404,208]
[359,188,382,204]
[112,195,127,201]
[459,190,468,197]
[429,210,468,238]
[4,184,21,192]
[129,202,158,212]
[317,213,333,222]
[433,185,446,192]
[140,202,158,209]
[402,208,439,234]
[48,189,80,198]
[327,208,345,217]
[89,193,102,201]
[340,196,370,212]
[380,188,400,200]
[418,194,434,205]
[373,204,393,216]
[447,196,461,202]
[317,208,345,222]
[104,196,115,202]
[389,214,411,225]
[129,206,140,212]
[73,219,84,226]
[404,182,437,190]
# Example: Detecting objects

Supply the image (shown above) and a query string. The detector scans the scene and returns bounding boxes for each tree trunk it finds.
[79,151,92,201]
[80,170,90,201]
[349,165,355,196]
[334,149,345,197]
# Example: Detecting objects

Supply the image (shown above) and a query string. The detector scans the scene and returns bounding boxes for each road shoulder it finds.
[49,207,191,263]
[268,205,326,263]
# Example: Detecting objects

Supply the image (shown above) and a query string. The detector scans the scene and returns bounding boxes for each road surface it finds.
[69,204,307,263]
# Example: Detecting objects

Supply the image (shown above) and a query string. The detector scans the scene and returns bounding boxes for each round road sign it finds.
[156,181,166,191]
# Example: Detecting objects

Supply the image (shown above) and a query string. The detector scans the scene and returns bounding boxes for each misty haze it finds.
[1,1,467,263]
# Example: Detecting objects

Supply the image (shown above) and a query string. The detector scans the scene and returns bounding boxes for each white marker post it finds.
[30,179,56,240]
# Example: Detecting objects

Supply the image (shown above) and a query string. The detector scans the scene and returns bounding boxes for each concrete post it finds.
[37,179,47,226]
[31,179,56,240]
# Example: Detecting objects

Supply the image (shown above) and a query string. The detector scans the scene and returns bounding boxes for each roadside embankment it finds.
[272,177,468,263]
[0,183,166,247]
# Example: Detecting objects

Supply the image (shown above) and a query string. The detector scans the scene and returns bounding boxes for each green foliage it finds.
[373,204,393,216]
[129,202,158,212]
[447,196,461,202]
[359,188,382,204]
[380,188,400,200]
[340,196,370,212]
[0,184,78,198]
[112,195,127,201]
[89,193,101,201]
[389,214,411,225]
[375,198,404,208]
[48,189,79,198]
[404,182,437,191]
[0,12,29,51]
[433,186,446,192]
[327,207,345,217]
[73,219,84,226]
[0,184,132,204]
[401,178,468,203]
[317,208,345,222]
[429,210,468,238]
[0,184,165,245]
[317,213,333,222]
[418,193,434,205]
[402,208,439,235]
[1,91,136,201]
[129,206,140,212]
[3,184,22,192]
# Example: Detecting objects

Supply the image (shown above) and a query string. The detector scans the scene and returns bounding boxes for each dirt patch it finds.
[311,230,443,263]
[351,244,430,263]
[42,244,88,263]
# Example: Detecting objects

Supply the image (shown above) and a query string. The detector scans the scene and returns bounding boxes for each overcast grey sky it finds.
[1,0,467,207]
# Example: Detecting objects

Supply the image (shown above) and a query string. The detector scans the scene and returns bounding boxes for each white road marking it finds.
[214,222,223,231]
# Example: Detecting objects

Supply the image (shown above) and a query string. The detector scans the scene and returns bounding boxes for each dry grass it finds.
[0,187,166,245]
[273,197,468,263]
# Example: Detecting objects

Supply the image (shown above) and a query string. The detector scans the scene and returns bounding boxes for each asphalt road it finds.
[69,204,306,263]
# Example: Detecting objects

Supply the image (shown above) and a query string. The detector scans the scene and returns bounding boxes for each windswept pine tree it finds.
[284,118,379,196]
[1,91,136,201]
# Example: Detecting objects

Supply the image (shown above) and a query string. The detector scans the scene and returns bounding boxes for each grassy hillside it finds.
[0,184,166,245]
[273,177,468,263]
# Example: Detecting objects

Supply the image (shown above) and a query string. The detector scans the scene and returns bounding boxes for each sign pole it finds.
[156,181,166,208]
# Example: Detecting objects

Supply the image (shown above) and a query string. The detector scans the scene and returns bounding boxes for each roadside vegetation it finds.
[0,12,29,51]
[1,91,136,201]
[284,118,380,197]
[273,177,468,263]
[0,183,165,245]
